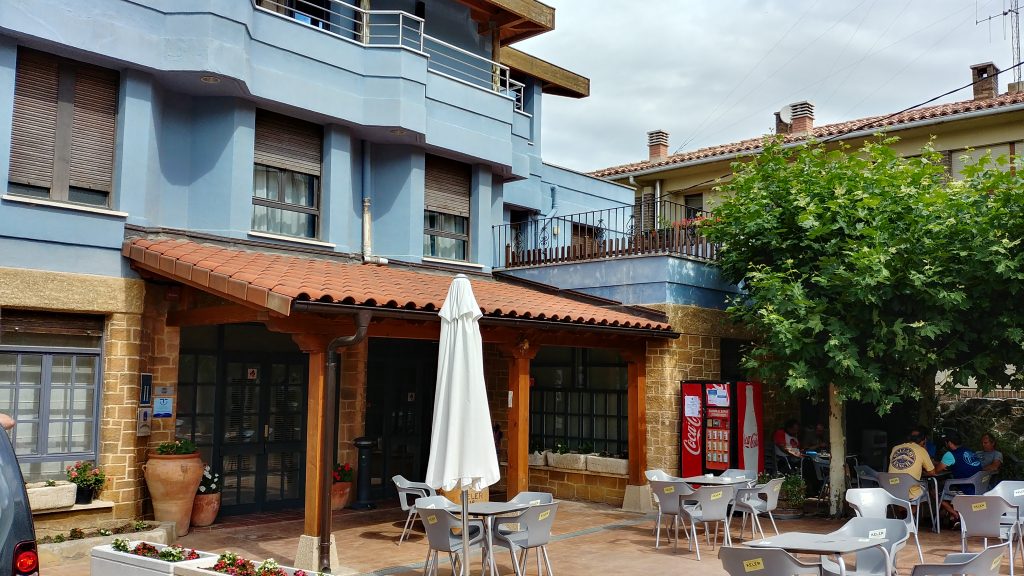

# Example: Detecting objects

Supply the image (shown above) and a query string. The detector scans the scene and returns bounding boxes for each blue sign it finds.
[153,397,173,418]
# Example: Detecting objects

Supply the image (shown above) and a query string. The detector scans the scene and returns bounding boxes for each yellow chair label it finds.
[743,558,765,572]
[972,501,988,511]
[711,491,723,500]
[538,510,551,521]
[773,484,781,492]
[664,486,675,494]
[1014,488,1024,497]
[888,478,900,485]
[992,557,1003,571]
[868,528,886,539]
[427,515,438,525]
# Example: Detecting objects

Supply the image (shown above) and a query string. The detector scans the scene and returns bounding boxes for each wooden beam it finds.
[500,47,590,98]
[622,347,648,485]
[167,305,268,327]
[293,334,332,536]
[502,338,538,498]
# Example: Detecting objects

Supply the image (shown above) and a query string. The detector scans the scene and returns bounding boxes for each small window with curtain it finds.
[424,154,471,261]
[8,49,119,208]
[252,110,323,240]
[0,310,104,482]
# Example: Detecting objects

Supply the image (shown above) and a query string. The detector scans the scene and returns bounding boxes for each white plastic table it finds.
[454,501,529,575]
[747,531,892,576]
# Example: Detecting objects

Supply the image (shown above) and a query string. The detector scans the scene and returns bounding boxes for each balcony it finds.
[253,0,524,107]
[493,201,719,269]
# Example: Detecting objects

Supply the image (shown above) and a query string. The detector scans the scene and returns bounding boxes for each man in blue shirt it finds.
[939,430,983,526]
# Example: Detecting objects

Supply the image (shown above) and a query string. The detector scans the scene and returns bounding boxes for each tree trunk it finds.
[828,382,846,517]
[918,374,937,429]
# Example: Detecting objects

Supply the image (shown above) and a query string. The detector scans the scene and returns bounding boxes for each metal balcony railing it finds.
[493,200,718,269]
[252,0,524,107]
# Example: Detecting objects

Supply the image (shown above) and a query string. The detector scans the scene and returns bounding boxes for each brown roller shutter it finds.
[254,110,322,176]
[8,50,59,189]
[424,155,471,217]
[0,309,104,336]
[69,65,118,192]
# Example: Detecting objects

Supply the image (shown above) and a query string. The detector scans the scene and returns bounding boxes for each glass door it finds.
[219,358,306,514]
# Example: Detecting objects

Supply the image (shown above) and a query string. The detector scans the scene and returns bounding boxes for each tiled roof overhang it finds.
[123,238,676,337]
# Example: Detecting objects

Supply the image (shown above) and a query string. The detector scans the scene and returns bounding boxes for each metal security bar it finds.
[493,200,718,268]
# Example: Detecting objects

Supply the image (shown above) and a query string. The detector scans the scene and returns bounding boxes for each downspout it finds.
[654,179,661,226]
[361,141,388,265]
[319,310,372,572]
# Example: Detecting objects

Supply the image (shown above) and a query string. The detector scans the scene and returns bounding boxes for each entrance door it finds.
[365,339,438,499]
[219,358,307,514]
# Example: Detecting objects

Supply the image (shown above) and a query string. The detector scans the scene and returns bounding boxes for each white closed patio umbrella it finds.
[425,274,500,576]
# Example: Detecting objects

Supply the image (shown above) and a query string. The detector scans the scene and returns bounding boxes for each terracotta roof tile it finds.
[123,238,673,333]
[591,92,1024,177]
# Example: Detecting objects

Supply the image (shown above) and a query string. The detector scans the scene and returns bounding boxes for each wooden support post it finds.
[293,334,331,536]
[503,338,537,498]
[623,348,648,485]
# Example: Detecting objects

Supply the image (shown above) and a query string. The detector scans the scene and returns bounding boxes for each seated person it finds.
[938,430,983,525]
[803,423,829,452]
[773,418,803,470]
[888,425,944,501]
[978,432,1003,473]
[0,412,12,431]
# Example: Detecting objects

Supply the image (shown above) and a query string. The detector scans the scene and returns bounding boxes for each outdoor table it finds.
[929,470,951,534]
[454,501,529,576]
[679,474,754,486]
[747,531,891,576]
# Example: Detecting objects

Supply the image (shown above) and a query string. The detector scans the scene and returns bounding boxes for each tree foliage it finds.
[702,136,1024,411]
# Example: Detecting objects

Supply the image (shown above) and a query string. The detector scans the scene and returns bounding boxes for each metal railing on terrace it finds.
[493,200,719,269]
[252,0,524,107]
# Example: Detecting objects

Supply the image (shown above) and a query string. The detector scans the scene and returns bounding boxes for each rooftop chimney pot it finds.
[971,62,999,100]
[647,129,669,161]
[789,101,814,135]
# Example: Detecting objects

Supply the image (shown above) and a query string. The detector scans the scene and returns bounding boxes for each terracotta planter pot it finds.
[142,452,204,537]
[191,492,221,527]
[330,482,352,510]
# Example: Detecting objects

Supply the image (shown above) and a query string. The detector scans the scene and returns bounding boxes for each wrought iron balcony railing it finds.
[493,200,718,269]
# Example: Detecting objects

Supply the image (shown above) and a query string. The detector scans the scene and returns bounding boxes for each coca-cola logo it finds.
[683,416,702,456]
[743,432,759,449]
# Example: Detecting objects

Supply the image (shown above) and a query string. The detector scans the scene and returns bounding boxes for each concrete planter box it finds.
[586,455,628,475]
[91,542,217,576]
[174,562,306,576]
[26,481,77,510]
[528,451,545,466]
[38,522,175,567]
[546,452,587,470]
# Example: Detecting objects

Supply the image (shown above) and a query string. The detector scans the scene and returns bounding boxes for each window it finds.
[252,110,323,239]
[684,193,704,218]
[8,49,119,207]
[529,347,628,456]
[424,155,471,261]
[175,352,218,466]
[0,311,103,481]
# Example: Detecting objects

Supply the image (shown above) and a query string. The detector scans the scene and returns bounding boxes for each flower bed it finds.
[545,451,587,471]
[26,481,77,510]
[585,455,628,475]
[91,540,215,576]
[173,552,315,576]
[38,521,174,566]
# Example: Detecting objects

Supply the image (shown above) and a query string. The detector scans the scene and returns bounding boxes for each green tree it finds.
[703,136,1024,515]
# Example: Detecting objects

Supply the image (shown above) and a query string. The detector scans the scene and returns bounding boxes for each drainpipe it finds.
[319,311,372,572]
[361,141,388,265]
[654,179,661,227]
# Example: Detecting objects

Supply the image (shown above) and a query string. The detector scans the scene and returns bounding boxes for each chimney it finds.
[775,101,814,135]
[789,101,814,135]
[647,129,669,161]
[971,62,999,100]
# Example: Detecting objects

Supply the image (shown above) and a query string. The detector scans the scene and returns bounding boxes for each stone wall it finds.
[526,466,627,505]
[336,340,368,467]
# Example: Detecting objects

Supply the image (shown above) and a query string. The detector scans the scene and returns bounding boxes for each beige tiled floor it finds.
[43,499,1015,575]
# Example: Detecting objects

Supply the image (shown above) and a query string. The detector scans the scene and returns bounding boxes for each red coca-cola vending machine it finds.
[680,381,763,475]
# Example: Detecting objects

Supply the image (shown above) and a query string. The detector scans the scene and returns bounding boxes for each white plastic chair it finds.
[392,474,436,545]
[820,517,907,576]
[679,485,736,560]
[847,487,923,563]
[985,481,1024,561]
[910,542,1010,576]
[877,472,933,538]
[416,498,484,576]
[492,502,558,576]
[734,477,783,540]
[720,546,822,576]
[649,478,695,549]
[952,495,1018,576]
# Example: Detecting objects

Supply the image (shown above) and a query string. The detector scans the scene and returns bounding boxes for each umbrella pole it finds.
[462,488,470,576]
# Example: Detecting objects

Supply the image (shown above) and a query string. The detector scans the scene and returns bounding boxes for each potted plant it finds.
[174,550,318,576]
[26,479,78,510]
[330,462,354,510]
[528,440,545,466]
[775,473,807,519]
[191,466,221,528]
[545,442,588,470]
[66,461,106,504]
[142,438,204,537]
[586,451,629,475]
[90,538,215,576]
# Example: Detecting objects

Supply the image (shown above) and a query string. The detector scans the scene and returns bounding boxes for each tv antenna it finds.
[977,0,1021,84]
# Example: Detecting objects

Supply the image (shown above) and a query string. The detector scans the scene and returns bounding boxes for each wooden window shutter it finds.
[9,50,59,189]
[254,110,322,176]
[424,155,471,217]
[69,65,119,192]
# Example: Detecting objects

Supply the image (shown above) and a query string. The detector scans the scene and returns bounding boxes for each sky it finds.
[516,0,1021,173]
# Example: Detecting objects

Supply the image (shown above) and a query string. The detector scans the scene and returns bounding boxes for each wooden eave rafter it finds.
[456,0,554,45]
[500,47,589,98]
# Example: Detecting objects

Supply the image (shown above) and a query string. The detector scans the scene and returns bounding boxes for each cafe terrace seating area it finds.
[51,475,1024,575]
